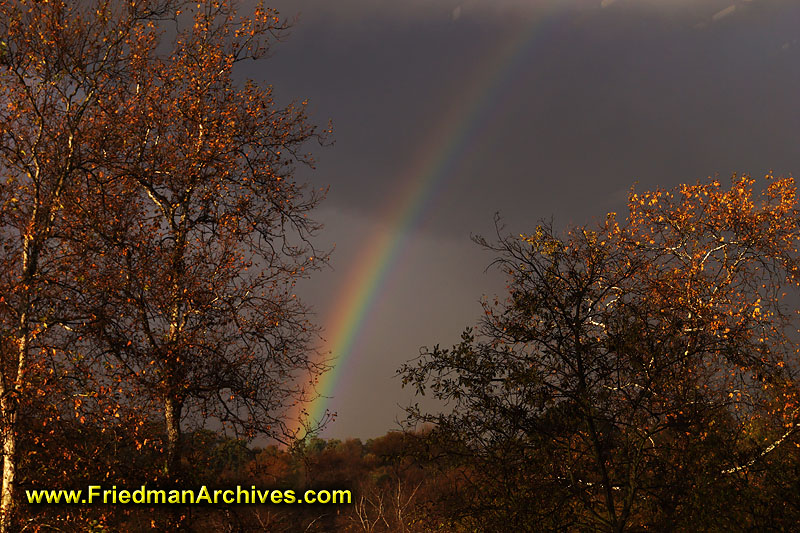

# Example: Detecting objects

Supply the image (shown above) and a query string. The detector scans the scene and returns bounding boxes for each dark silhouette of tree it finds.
[401,176,800,531]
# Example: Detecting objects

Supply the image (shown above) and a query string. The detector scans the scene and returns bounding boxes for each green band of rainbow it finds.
[292,6,568,437]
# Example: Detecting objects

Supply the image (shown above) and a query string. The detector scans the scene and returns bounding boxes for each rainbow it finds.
[292,5,570,437]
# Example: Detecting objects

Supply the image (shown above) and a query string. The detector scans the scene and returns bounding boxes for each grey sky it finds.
[238,0,800,439]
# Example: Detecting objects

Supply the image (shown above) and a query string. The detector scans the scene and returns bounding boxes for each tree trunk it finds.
[0,396,17,533]
[163,396,187,529]
[164,396,183,481]
[1,317,29,533]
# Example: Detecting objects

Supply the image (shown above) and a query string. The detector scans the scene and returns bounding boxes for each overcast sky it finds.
[236,0,800,439]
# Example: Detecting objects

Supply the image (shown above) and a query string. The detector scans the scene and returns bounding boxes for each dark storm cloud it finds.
[236,0,800,438]
[257,0,799,232]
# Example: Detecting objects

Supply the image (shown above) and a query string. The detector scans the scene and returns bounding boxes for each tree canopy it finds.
[0,0,329,529]
[401,176,800,531]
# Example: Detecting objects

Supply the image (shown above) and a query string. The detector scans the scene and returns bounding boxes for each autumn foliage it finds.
[1,0,329,530]
[401,175,800,530]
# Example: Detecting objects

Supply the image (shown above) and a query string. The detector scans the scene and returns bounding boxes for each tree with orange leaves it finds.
[1,0,330,529]
[68,0,331,486]
[0,1,189,529]
[401,176,800,530]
